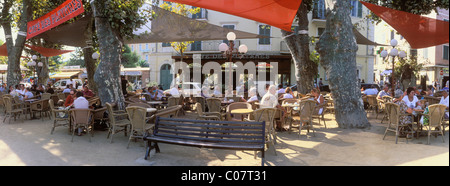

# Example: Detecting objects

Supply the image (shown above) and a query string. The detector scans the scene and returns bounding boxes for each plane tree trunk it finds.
[281,0,317,94]
[316,0,370,129]
[91,1,125,109]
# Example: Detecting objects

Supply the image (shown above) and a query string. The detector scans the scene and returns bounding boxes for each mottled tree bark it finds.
[316,0,370,129]
[282,0,317,94]
[1,0,31,87]
[82,15,98,93]
[91,1,125,109]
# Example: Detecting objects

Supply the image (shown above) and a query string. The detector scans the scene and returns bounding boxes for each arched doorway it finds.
[160,64,173,90]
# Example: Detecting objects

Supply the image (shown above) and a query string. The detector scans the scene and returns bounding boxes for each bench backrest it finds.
[153,117,265,146]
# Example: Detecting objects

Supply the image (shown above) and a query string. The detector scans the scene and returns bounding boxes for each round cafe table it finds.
[231,109,253,121]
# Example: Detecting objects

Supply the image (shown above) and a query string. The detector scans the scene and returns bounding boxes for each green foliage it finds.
[93,0,150,40]
[121,45,141,68]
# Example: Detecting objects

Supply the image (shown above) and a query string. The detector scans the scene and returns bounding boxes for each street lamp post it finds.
[219,32,248,96]
[28,55,44,86]
[380,39,407,97]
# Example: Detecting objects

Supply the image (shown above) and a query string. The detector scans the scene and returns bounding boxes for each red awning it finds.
[361,1,449,49]
[164,0,302,31]
[25,44,73,57]
[1,43,73,57]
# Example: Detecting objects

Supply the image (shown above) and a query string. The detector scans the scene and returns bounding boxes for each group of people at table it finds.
[1,82,97,135]
[140,83,325,131]
[362,84,449,138]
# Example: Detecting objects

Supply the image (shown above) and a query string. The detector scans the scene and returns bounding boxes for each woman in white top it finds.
[247,87,258,102]
[401,87,421,111]
[282,87,294,99]
[311,88,324,115]
[439,91,449,119]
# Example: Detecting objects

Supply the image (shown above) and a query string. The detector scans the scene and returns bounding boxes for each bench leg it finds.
[145,141,161,160]
[261,150,265,166]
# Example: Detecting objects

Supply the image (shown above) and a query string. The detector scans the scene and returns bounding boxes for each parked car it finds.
[289,83,380,93]
[289,84,330,92]
[53,79,83,90]
[164,82,202,97]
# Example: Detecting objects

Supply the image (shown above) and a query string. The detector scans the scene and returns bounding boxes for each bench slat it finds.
[147,136,264,150]
[154,133,264,144]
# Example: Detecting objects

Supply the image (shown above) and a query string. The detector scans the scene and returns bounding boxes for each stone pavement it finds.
[0,110,448,166]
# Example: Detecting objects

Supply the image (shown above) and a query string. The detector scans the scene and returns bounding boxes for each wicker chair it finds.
[226,102,252,121]
[70,109,94,142]
[49,99,70,134]
[126,106,154,149]
[30,99,51,120]
[290,99,316,137]
[246,108,278,155]
[194,102,220,120]
[106,103,131,143]
[383,103,415,144]
[312,100,328,129]
[3,96,24,123]
[366,95,378,115]
[422,104,447,145]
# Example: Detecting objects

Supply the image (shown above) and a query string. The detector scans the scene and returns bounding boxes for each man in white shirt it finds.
[169,85,180,97]
[73,91,89,109]
[363,86,378,96]
[260,85,279,108]
[23,88,34,100]
[377,86,390,99]
[439,91,449,119]
[277,84,286,94]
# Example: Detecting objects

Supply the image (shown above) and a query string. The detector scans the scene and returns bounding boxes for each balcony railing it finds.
[184,40,241,52]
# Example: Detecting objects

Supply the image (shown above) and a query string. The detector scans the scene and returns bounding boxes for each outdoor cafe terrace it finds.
[0,85,448,166]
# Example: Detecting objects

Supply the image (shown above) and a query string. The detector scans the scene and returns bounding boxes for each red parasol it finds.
[361,1,449,49]
[164,0,303,31]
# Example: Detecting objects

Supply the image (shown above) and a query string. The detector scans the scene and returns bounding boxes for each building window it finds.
[318,27,325,37]
[223,25,235,44]
[350,1,363,18]
[191,41,202,51]
[444,45,449,60]
[259,25,271,45]
[191,7,207,19]
[131,45,134,52]
[162,42,171,47]
[313,0,326,19]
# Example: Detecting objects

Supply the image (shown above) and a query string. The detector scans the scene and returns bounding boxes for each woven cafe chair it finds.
[126,106,154,149]
[106,103,131,143]
[3,96,24,123]
[422,104,447,145]
[49,99,70,134]
[70,108,94,142]
[290,99,316,137]
[383,103,415,144]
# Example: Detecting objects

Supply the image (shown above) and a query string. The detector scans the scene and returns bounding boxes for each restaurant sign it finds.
[27,0,84,39]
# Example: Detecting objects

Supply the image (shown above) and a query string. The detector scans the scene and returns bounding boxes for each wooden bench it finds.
[144,117,266,166]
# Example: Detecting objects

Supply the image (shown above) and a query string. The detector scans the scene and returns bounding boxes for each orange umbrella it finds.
[164,0,303,31]
[361,1,449,49]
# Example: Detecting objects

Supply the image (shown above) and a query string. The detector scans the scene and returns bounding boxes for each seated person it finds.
[282,87,294,99]
[82,85,94,99]
[62,85,72,93]
[247,87,258,103]
[23,87,34,100]
[64,89,76,107]
[46,84,55,94]
[260,85,279,108]
[213,85,222,97]
[362,85,378,96]
[439,90,449,119]
[377,86,390,99]
[73,91,89,109]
